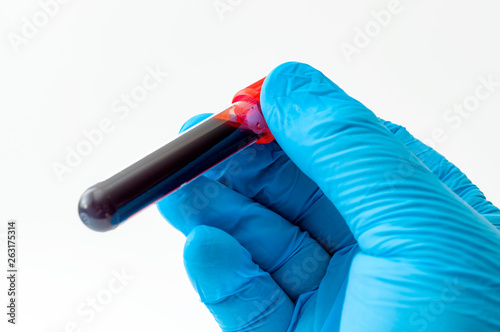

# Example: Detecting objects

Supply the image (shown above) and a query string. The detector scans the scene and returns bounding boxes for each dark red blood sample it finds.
[79,95,273,231]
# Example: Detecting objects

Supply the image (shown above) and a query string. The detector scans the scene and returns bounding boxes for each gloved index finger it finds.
[177,110,355,255]
[260,62,500,259]
[205,141,356,254]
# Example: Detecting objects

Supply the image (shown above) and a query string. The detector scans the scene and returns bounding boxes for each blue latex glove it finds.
[158,62,500,331]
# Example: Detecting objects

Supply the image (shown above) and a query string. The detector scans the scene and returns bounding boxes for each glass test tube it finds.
[78,90,273,232]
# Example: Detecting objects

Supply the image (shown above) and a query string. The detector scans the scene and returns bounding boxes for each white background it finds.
[1,0,500,331]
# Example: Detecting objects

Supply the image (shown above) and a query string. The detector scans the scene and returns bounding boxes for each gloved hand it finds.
[157,62,500,331]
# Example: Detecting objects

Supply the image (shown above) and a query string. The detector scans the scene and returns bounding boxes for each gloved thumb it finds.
[260,62,500,258]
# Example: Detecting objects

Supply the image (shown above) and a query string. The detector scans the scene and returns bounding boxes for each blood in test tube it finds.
[78,78,273,232]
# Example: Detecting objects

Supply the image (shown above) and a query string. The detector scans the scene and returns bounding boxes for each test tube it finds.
[78,78,273,232]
